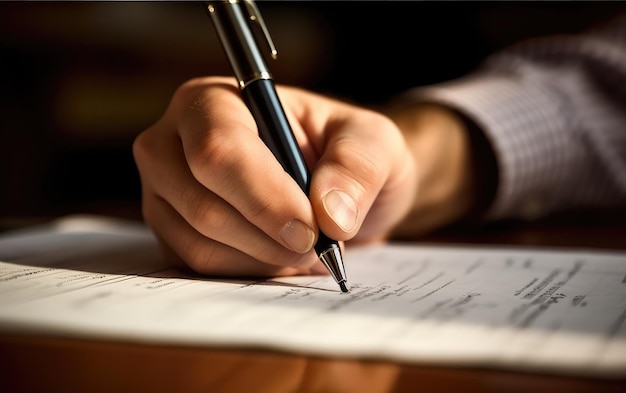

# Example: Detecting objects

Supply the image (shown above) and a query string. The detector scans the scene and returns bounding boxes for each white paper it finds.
[1,215,625,378]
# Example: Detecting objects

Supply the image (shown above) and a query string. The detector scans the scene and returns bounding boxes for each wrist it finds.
[383,103,497,238]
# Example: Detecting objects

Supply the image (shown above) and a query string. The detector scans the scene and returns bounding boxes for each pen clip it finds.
[242,0,278,60]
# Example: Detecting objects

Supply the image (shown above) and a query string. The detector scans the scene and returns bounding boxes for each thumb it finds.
[309,110,413,241]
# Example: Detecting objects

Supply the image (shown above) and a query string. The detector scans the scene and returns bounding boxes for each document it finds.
[1,215,625,378]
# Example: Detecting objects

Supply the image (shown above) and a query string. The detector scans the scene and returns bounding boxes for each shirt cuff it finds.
[403,72,583,221]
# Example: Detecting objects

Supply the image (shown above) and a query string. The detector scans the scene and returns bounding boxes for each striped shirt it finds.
[407,14,626,221]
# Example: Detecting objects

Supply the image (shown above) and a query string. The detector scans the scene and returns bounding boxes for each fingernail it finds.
[322,189,358,233]
[279,219,316,253]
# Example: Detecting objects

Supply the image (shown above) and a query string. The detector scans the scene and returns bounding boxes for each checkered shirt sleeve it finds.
[404,15,626,221]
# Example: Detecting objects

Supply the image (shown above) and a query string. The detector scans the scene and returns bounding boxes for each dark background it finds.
[1,1,624,227]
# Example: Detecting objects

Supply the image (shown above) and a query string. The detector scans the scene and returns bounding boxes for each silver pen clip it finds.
[242,0,278,60]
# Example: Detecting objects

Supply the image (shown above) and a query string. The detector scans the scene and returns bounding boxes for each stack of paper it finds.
[1,215,625,378]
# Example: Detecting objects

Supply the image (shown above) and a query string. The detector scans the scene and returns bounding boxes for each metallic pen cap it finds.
[207,0,276,88]
[318,244,348,292]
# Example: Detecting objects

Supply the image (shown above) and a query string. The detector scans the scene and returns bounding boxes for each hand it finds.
[133,77,417,277]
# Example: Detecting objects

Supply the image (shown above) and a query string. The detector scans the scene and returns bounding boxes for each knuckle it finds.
[181,234,219,275]
[187,197,230,236]
[188,133,241,179]
[131,129,153,165]
[336,112,402,190]
[175,76,234,106]
[334,138,382,192]
[244,192,278,222]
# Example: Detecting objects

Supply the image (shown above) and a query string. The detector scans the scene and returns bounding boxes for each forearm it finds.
[400,15,626,221]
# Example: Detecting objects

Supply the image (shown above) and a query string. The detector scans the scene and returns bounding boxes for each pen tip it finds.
[339,281,349,293]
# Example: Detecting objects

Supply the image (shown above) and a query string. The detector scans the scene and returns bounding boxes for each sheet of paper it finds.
[1,215,625,378]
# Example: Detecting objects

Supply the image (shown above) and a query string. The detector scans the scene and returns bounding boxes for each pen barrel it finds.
[314,231,336,256]
[241,79,310,193]
[243,80,337,257]
[208,1,345,280]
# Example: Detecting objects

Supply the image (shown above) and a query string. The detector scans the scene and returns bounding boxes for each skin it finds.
[133,76,486,278]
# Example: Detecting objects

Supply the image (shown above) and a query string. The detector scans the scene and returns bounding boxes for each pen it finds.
[206,0,349,293]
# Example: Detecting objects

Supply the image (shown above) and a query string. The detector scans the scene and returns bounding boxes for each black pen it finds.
[206,0,348,293]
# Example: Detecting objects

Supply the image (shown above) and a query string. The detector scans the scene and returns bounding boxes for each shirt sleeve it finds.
[403,14,626,221]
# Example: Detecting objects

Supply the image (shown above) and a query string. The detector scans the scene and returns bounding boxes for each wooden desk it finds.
[1,214,625,393]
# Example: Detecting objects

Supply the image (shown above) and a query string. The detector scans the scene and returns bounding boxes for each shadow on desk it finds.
[418,210,626,252]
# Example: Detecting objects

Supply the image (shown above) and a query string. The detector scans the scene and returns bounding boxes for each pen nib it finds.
[318,244,348,293]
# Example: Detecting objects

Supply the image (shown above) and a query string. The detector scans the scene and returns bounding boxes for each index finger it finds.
[174,78,319,257]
